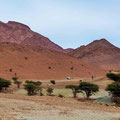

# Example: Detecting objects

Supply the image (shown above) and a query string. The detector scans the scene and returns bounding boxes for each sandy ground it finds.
[0,93,120,120]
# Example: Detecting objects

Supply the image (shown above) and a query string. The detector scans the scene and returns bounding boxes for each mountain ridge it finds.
[0,21,65,52]
[69,39,120,71]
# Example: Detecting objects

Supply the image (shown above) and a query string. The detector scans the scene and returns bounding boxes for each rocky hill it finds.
[69,39,120,71]
[0,21,64,52]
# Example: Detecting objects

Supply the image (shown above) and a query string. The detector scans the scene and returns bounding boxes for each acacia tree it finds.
[79,82,99,98]
[106,72,120,82]
[24,81,42,96]
[12,74,22,88]
[106,72,120,105]
[0,78,11,92]
[46,87,54,96]
[65,85,80,98]
[106,82,120,97]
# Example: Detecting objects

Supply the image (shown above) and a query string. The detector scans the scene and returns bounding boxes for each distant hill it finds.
[69,39,120,71]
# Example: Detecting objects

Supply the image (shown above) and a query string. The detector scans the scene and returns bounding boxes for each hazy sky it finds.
[0,0,120,48]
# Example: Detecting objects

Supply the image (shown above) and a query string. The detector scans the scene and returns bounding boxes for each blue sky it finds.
[0,0,120,48]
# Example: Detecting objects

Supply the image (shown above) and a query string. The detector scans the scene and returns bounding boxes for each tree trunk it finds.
[72,90,77,98]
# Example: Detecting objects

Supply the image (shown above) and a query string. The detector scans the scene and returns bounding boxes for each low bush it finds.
[113,97,120,106]
[58,94,64,98]
[47,87,54,96]
[66,85,80,98]
[0,78,11,92]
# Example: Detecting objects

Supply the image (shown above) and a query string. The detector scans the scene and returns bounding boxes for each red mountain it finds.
[0,21,64,52]
[64,48,74,53]
[69,39,120,71]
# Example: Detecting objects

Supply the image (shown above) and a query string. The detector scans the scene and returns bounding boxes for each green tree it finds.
[24,83,36,95]
[65,85,80,98]
[34,81,43,96]
[106,72,120,105]
[0,78,11,92]
[46,87,53,96]
[106,82,120,97]
[106,72,120,82]
[12,75,22,88]
[79,82,99,98]
[14,80,22,88]
[24,81,42,96]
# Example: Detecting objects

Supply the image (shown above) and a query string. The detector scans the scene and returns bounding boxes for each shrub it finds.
[9,69,13,72]
[66,85,80,98]
[106,72,120,82]
[25,57,28,60]
[79,82,99,98]
[48,67,51,69]
[24,81,42,96]
[24,83,36,95]
[106,82,120,97]
[0,78,11,92]
[58,94,64,98]
[47,87,53,96]
[14,81,22,88]
[12,76,18,81]
[113,97,120,106]
[12,75,22,88]
[70,67,74,70]
[50,80,56,85]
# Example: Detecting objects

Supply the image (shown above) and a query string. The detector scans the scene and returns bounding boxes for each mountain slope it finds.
[0,21,64,52]
[69,39,120,71]
[0,42,104,80]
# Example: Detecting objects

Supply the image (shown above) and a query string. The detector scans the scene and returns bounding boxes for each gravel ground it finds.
[0,94,120,120]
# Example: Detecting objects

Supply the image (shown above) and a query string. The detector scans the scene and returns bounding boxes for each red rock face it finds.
[69,39,120,71]
[64,48,74,53]
[0,21,64,52]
